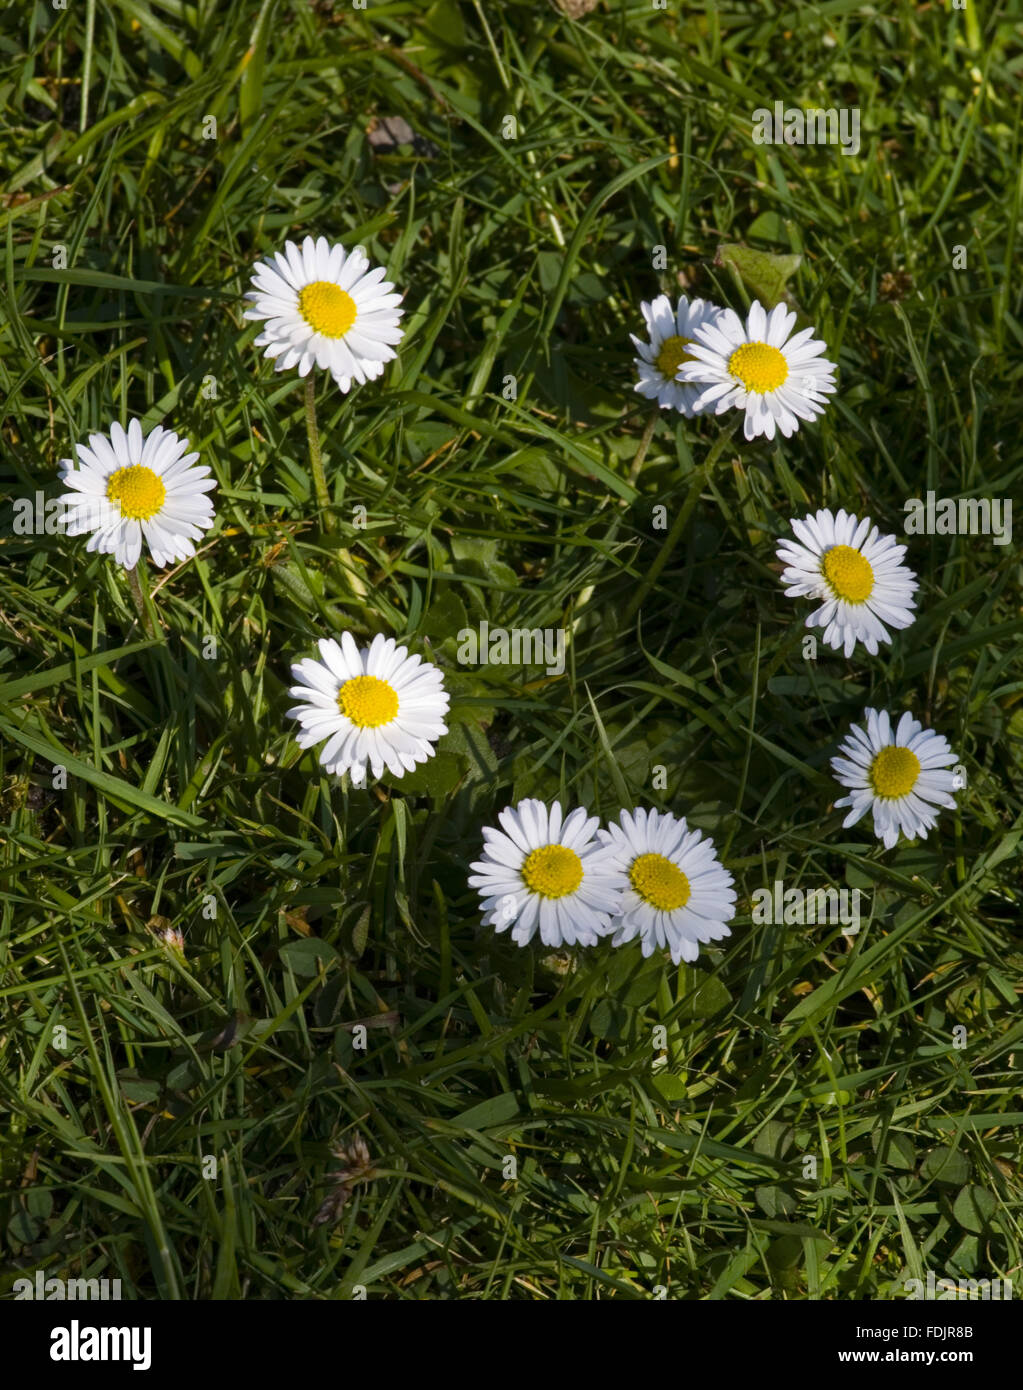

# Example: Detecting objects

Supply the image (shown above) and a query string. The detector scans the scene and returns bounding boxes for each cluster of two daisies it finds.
[635,291,918,662]
[635,293,921,657]
[57,236,402,568]
[778,510,961,850]
[633,292,836,442]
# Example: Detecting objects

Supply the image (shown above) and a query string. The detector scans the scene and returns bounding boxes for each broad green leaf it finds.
[716,242,802,308]
[952,1185,997,1234]
[279,938,342,976]
[921,1147,971,1186]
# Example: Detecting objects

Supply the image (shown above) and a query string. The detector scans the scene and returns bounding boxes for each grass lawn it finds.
[1,0,1021,1301]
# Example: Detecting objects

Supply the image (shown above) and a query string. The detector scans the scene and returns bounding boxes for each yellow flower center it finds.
[337,674,399,727]
[655,334,697,379]
[869,745,921,799]
[629,852,691,911]
[298,280,358,338]
[105,465,166,521]
[521,844,583,899]
[727,340,789,393]
[821,544,875,603]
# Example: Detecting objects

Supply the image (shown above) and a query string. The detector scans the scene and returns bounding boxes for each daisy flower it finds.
[831,708,961,850]
[287,633,449,787]
[57,419,216,570]
[631,293,724,415]
[244,234,404,393]
[677,299,837,441]
[776,507,918,657]
[598,807,736,965]
[470,799,626,949]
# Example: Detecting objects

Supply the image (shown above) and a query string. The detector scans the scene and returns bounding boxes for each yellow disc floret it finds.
[727,341,789,393]
[629,852,691,911]
[655,334,696,379]
[106,465,166,521]
[869,745,920,799]
[822,545,875,603]
[337,675,399,727]
[521,844,583,899]
[298,280,358,338]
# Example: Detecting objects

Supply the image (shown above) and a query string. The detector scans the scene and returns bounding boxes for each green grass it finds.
[1,0,1022,1300]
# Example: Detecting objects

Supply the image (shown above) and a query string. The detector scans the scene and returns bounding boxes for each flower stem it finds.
[304,375,335,532]
[627,410,659,488]
[126,562,155,637]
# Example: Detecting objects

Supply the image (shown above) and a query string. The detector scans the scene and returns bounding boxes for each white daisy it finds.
[776,507,918,657]
[631,293,724,415]
[57,419,216,570]
[287,633,449,787]
[470,799,626,949]
[831,708,961,850]
[244,234,404,393]
[597,807,735,965]
[677,299,837,440]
